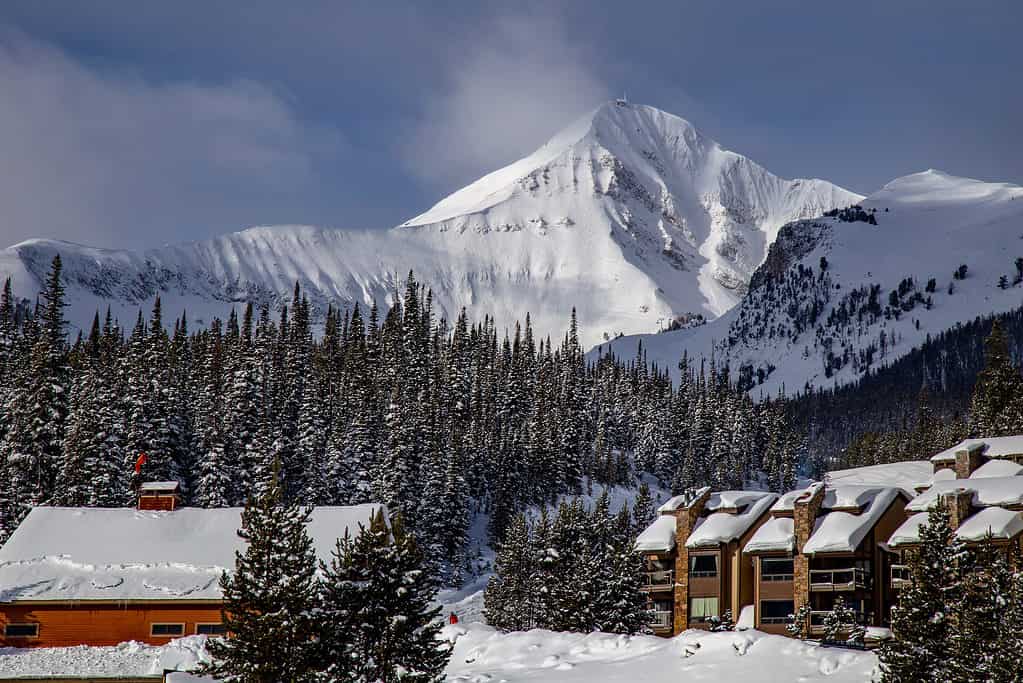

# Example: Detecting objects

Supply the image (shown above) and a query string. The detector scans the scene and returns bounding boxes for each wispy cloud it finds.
[0,29,343,249]
[400,12,610,195]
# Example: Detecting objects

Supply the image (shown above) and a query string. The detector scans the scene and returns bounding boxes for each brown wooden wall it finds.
[0,602,223,648]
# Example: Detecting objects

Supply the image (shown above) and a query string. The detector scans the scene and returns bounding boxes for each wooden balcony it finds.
[641,570,675,591]
[890,564,912,590]
[649,610,673,630]
[809,567,868,592]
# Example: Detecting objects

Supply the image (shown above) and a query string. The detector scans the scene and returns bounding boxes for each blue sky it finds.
[1,1,1020,249]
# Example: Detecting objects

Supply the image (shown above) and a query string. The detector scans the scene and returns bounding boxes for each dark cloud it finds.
[0,1,1020,248]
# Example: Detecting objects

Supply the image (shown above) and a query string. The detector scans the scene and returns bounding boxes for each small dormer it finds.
[138,481,181,511]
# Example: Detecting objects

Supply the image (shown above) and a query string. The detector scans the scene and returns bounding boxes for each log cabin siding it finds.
[0,602,223,648]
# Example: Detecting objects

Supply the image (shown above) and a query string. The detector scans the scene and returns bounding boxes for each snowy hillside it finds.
[0,102,858,347]
[597,170,1023,393]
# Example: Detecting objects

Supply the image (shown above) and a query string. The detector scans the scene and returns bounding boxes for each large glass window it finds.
[689,554,718,577]
[760,600,795,625]
[196,623,227,636]
[760,557,794,581]
[689,597,719,622]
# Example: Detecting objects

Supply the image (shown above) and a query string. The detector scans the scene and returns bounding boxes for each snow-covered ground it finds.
[444,624,878,683]
[0,635,209,678]
[0,627,878,682]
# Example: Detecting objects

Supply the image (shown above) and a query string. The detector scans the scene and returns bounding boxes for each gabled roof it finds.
[930,436,1023,463]
[905,477,1023,512]
[634,515,677,552]
[743,516,795,554]
[685,492,777,549]
[970,459,1023,479]
[889,508,1023,547]
[0,505,386,602]
[657,486,711,513]
[802,487,903,555]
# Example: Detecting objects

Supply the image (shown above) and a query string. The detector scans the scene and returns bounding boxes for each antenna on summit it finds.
[615,92,628,106]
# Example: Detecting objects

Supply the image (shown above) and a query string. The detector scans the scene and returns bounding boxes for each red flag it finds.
[134,452,148,474]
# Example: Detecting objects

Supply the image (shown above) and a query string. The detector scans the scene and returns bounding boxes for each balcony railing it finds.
[809,567,869,592]
[890,564,912,590]
[649,610,673,629]
[642,570,675,590]
[808,610,866,636]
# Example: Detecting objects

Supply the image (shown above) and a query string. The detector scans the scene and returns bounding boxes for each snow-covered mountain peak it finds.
[2,102,860,347]
[598,166,1023,395]
[871,169,1023,208]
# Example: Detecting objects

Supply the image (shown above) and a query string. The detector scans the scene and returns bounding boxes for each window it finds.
[196,623,227,636]
[689,597,719,622]
[760,600,795,625]
[4,623,39,638]
[150,623,185,637]
[761,557,794,581]
[689,554,717,577]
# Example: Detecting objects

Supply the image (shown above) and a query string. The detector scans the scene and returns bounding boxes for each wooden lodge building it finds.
[636,435,1023,642]
[0,485,386,648]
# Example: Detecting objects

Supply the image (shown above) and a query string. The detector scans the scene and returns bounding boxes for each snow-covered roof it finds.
[802,487,902,555]
[956,507,1023,542]
[905,477,1023,512]
[704,490,772,512]
[887,512,929,547]
[889,508,1023,546]
[743,517,795,554]
[826,461,932,492]
[685,492,777,549]
[929,468,958,483]
[634,514,677,553]
[930,436,1023,463]
[970,459,1023,479]
[0,504,386,602]
[770,482,823,512]
[140,481,181,492]
[657,486,711,513]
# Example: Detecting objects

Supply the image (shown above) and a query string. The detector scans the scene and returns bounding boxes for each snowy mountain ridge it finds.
[0,102,860,346]
[596,169,1023,394]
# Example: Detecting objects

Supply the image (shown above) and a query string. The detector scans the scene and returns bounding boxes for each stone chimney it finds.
[954,443,986,479]
[672,487,712,635]
[792,483,826,614]
[940,488,973,530]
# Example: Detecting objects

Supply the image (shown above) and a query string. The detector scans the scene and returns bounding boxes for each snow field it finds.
[443,623,878,682]
[0,635,209,678]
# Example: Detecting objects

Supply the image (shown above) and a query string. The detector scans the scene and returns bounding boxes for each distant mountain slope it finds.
[0,102,859,345]
[597,170,1023,393]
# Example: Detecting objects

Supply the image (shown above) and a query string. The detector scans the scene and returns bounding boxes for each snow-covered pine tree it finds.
[483,512,535,631]
[1,256,69,514]
[202,464,319,683]
[318,511,449,683]
[879,505,965,681]
[969,319,1023,436]
[631,481,656,537]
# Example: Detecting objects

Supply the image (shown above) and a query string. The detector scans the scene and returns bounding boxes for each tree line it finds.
[0,256,804,586]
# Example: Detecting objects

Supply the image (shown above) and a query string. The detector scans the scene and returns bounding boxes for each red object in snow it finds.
[134,452,148,474]
[448,613,458,625]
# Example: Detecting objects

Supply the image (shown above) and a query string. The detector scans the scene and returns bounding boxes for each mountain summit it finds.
[0,102,859,346]
[598,169,1023,393]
